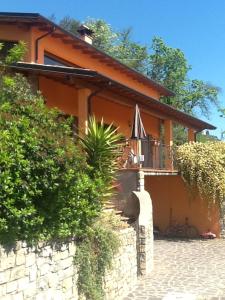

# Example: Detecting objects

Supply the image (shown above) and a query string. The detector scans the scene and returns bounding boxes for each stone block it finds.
[23,281,37,298]
[53,250,69,261]
[16,253,26,266]
[48,273,59,288]
[64,287,73,299]
[39,263,50,276]
[25,253,36,267]
[29,264,37,282]
[11,292,23,300]
[6,280,18,293]
[0,254,16,270]
[68,243,76,256]
[62,276,73,290]
[0,270,10,284]
[37,277,49,291]
[58,257,73,270]
[0,283,6,296]
[41,246,53,258]
[36,257,48,268]
[58,266,74,280]
[10,265,26,281]
[17,276,29,291]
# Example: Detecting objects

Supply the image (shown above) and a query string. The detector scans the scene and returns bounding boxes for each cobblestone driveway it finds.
[123,239,225,300]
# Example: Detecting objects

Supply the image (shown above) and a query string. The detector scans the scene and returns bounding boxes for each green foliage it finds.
[0,44,121,299]
[75,120,123,299]
[0,77,105,243]
[175,142,225,205]
[196,132,219,143]
[4,41,26,64]
[78,117,123,198]
[59,16,220,122]
[172,125,188,146]
[114,28,149,73]
[219,108,225,140]
[59,16,81,35]
[148,37,190,95]
[59,17,149,72]
[0,44,105,244]
[148,37,219,117]
[85,19,118,55]
[75,214,120,300]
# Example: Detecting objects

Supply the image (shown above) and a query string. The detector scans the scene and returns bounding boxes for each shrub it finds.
[79,117,123,199]
[0,73,104,244]
[75,213,120,300]
[175,141,225,205]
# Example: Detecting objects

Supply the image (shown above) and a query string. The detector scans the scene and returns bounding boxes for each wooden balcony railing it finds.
[119,139,174,171]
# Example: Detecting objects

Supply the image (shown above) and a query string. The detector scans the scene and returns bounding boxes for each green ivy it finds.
[75,218,120,300]
[175,142,225,206]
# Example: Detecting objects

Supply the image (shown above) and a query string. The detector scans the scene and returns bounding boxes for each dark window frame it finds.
[44,52,79,68]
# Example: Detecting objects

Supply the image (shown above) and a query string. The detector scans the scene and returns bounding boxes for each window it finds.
[44,52,80,68]
[44,54,67,66]
[0,40,18,60]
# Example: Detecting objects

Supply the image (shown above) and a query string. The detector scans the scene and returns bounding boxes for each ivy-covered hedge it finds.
[0,73,105,244]
[175,141,225,205]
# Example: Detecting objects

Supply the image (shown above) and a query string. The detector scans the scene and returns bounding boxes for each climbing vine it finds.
[175,142,225,205]
[75,213,120,300]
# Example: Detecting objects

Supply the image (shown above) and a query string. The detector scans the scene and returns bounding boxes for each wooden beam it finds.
[51,32,67,38]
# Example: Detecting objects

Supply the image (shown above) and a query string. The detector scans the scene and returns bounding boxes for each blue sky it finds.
[1,0,225,137]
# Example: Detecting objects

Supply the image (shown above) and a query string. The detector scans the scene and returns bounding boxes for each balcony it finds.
[119,139,175,172]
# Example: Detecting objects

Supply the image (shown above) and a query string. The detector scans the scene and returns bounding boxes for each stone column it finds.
[132,190,153,275]
[137,171,145,192]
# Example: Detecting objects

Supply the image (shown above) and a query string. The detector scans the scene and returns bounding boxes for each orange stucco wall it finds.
[145,175,220,237]
[39,77,78,116]
[38,76,160,138]
[0,24,32,61]
[93,96,160,139]
[0,24,161,100]
[36,34,161,99]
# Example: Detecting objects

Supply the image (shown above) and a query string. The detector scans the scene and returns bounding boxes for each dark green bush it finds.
[0,73,104,244]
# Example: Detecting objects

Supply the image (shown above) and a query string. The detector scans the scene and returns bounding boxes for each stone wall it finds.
[104,228,137,299]
[0,239,78,300]
[0,228,138,300]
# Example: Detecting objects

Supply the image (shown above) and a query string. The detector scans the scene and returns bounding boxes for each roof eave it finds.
[9,62,216,132]
[0,11,175,97]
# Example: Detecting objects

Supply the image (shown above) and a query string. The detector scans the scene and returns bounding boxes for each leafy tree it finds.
[59,16,81,36]
[148,37,219,117]
[113,28,148,72]
[59,17,219,121]
[218,108,225,140]
[85,19,118,56]
[59,17,149,72]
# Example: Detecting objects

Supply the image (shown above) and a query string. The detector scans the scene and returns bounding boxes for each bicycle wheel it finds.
[165,226,175,237]
[186,226,199,239]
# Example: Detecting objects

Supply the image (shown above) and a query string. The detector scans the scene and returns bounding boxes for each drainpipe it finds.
[35,26,56,63]
[87,81,112,116]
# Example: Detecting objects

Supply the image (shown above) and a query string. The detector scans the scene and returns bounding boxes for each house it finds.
[0,12,220,236]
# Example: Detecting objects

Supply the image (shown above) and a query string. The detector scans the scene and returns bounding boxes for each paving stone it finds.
[123,239,225,300]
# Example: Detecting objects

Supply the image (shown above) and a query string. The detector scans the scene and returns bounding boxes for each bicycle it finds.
[165,217,199,239]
